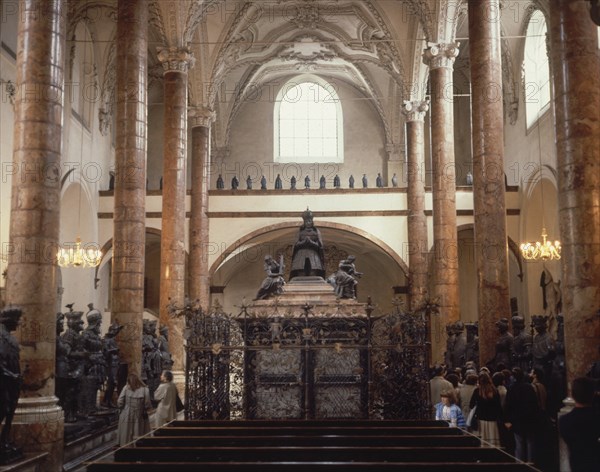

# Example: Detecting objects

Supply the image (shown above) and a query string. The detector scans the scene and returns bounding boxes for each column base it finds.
[11,396,64,472]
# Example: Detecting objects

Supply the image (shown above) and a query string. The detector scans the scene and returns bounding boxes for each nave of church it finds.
[0,1,599,471]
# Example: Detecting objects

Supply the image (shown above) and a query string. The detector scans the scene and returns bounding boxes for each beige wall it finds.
[216,78,387,190]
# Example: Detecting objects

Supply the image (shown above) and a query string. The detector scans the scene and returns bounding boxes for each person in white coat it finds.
[154,370,179,428]
[117,372,151,446]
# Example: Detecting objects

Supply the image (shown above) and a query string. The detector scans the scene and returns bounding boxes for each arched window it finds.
[274,76,343,163]
[524,10,551,128]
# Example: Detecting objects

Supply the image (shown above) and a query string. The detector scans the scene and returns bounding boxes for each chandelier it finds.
[520,227,561,261]
[56,33,101,269]
[57,237,102,268]
[520,121,561,262]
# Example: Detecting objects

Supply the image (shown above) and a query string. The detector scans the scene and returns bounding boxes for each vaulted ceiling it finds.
[66,1,542,147]
[143,0,454,147]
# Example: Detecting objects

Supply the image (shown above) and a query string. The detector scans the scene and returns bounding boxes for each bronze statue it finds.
[275,174,282,189]
[349,175,355,188]
[80,304,106,415]
[329,255,362,299]
[158,325,174,371]
[319,175,326,189]
[246,175,252,189]
[451,321,467,369]
[333,175,340,188]
[464,322,479,366]
[142,319,162,396]
[290,176,297,190]
[532,315,556,381]
[289,208,325,280]
[444,322,456,369]
[511,315,532,373]
[61,310,87,422]
[0,306,22,459]
[216,174,224,189]
[55,312,69,409]
[102,322,123,408]
[493,317,514,369]
[255,255,285,300]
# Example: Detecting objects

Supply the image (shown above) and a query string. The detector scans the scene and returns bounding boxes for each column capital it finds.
[423,42,460,70]
[403,100,429,122]
[157,46,195,73]
[188,107,215,128]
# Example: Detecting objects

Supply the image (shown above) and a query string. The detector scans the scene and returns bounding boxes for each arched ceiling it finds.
[210,224,406,292]
[146,1,446,148]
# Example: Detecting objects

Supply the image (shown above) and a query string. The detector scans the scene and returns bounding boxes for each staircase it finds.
[86,420,539,472]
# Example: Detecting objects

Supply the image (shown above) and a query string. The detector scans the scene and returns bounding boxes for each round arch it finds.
[209,220,409,278]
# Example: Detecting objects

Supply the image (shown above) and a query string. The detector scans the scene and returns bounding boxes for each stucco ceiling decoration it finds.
[149,0,196,48]
[209,1,408,94]
[202,1,431,150]
[66,0,116,39]
[406,0,434,42]
[184,0,222,45]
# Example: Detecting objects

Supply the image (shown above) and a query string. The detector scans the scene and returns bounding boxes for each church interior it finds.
[0,1,599,471]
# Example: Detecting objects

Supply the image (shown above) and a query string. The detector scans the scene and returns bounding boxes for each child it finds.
[435,389,466,428]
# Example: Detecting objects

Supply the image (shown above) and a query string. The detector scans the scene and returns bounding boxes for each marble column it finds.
[112,0,147,377]
[5,1,65,470]
[423,42,461,364]
[159,47,194,376]
[188,108,214,309]
[548,1,600,385]
[403,101,429,312]
[468,0,511,368]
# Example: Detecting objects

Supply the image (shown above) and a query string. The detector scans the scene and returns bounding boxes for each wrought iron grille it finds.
[176,301,433,420]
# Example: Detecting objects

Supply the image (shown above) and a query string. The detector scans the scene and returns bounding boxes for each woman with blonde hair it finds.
[469,372,503,447]
[117,372,152,446]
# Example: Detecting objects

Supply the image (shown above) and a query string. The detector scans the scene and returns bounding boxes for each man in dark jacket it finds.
[559,377,600,472]
[504,367,540,462]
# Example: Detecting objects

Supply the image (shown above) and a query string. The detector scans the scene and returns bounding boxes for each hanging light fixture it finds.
[520,227,561,261]
[520,121,561,261]
[58,237,102,268]
[57,30,102,269]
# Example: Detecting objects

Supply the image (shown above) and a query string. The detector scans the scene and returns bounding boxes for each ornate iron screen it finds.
[176,301,432,420]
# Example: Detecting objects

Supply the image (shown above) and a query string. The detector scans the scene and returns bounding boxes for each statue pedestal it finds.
[242,277,370,419]
[248,276,367,317]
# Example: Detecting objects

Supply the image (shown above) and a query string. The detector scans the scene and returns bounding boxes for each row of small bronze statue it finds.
[217,172,399,190]
[444,314,564,382]
[56,304,173,423]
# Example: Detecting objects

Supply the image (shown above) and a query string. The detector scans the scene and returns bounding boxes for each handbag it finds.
[176,393,185,413]
[466,406,478,429]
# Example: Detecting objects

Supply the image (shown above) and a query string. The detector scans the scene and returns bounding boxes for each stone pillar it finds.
[159,47,194,376]
[5,1,65,470]
[188,107,214,309]
[468,0,511,368]
[548,1,600,385]
[112,0,148,377]
[423,42,461,364]
[403,100,429,312]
